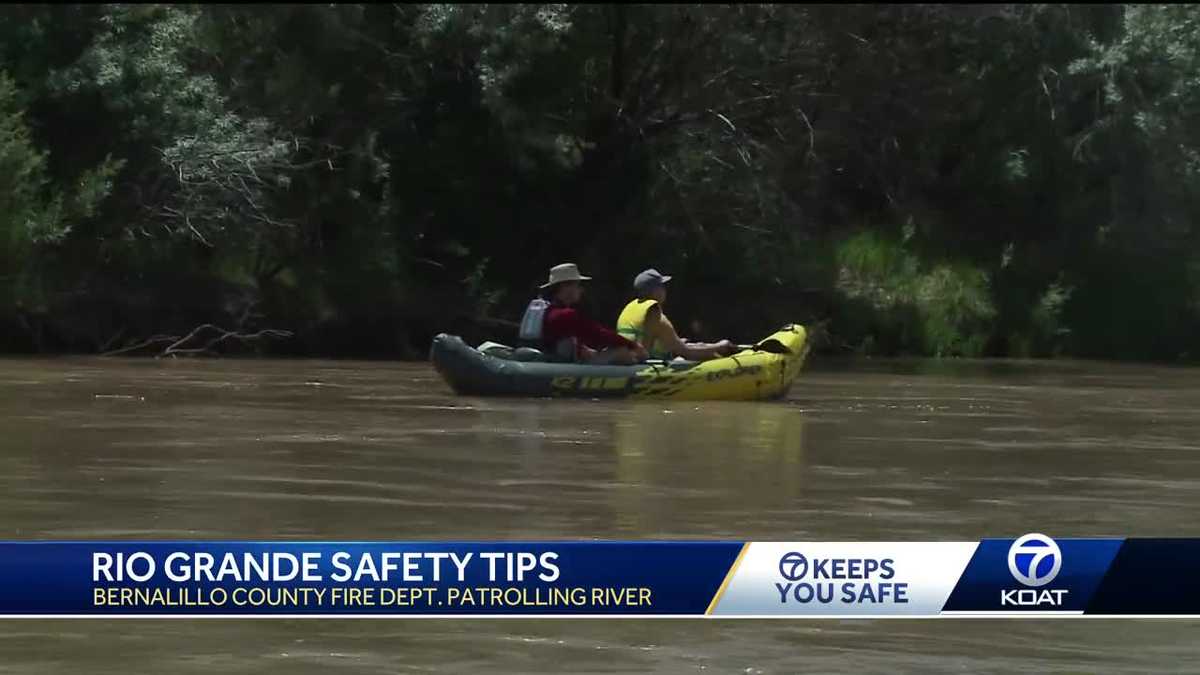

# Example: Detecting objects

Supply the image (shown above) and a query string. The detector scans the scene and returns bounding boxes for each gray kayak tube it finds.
[429,333,684,398]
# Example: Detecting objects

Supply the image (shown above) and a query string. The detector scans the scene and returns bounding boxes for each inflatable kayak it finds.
[430,324,809,401]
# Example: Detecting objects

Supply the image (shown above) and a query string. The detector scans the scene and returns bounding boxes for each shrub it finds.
[834,231,996,356]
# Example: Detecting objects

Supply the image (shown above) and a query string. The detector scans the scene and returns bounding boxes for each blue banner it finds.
[0,542,742,616]
[1,538,1199,617]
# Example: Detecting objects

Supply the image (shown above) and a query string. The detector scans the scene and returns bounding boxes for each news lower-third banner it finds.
[1,536,1198,617]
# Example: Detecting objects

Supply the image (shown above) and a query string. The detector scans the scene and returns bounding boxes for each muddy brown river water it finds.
[1,356,1198,673]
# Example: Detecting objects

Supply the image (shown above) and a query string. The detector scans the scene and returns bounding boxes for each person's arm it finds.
[648,308,733,361]
[560,308,641,351]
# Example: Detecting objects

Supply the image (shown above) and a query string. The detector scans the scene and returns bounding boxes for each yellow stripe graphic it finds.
[705,542,750,615]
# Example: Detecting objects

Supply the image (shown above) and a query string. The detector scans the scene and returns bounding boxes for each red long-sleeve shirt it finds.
[543,305,639,352]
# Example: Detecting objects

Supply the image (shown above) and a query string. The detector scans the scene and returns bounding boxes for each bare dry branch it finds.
[101,334,180,357]
[101,324,293,358]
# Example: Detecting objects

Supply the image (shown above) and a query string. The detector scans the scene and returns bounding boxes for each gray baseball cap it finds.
[633,268,672,292]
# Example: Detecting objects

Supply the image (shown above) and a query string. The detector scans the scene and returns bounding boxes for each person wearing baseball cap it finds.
[519,263,648,364]
[615,268,736,361]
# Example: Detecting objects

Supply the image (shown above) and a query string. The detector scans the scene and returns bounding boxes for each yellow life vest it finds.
[617,298,672,358]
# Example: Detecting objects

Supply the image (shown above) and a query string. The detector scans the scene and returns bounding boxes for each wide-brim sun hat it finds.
[540,262,593,289]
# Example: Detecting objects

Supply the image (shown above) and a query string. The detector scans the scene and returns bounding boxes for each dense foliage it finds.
[1,4,1197,360]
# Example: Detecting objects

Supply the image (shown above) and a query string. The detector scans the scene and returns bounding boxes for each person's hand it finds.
[715,339,737,356]
[634,344,650,362]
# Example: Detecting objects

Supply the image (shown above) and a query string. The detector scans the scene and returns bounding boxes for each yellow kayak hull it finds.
[626,325,809,401]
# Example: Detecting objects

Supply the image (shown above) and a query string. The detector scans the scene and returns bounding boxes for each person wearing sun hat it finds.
[615,268,735,361]
[518,263,648,364]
